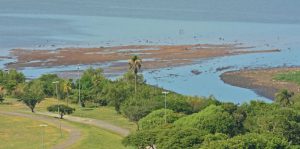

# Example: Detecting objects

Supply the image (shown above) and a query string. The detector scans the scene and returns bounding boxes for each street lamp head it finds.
[52,81,59,84]
[39,124,48,127]
[162,91,169,94]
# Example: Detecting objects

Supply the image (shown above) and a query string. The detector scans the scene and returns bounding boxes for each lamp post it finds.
[52,81,59,113]
[52,81,62,137]
[39,124,48,149]
[77,64,82,107]
[162,91,169,124]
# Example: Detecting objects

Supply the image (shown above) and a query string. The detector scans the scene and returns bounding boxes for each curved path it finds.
[38,112,130,137]
[0,111,82,149]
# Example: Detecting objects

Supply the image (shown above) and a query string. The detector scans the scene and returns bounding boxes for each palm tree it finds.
[275,89,294,107]
[63,79,72,106]
[128,55,142,95]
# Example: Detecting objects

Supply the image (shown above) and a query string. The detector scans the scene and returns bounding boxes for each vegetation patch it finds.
[274,70,300,85]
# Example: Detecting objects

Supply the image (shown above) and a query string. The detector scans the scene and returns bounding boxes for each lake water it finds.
[1,0,300,103]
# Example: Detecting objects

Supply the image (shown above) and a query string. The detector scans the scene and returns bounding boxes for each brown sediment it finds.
[221,67,300,100]
[7,44,280,73]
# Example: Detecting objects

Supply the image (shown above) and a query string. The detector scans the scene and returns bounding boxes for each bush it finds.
[47,104,75,119]
[138,109,184,130]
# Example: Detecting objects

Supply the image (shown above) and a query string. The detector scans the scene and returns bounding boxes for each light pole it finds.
[39,124,48,149]
[77,64,82,107]
[52,81,59,114]
[162,91,169,124]
[52,81,62,137]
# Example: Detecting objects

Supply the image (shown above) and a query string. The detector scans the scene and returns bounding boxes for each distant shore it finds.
[6,44,279,74]
[221,67,300,100]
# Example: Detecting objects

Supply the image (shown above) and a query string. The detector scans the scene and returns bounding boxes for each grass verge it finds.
[0,114,67,149]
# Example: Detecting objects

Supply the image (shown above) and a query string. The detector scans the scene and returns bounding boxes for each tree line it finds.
[0,56,300,148]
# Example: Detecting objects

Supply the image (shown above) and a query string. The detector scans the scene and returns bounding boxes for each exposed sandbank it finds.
[7,44,280,74]
[221,67,300,100]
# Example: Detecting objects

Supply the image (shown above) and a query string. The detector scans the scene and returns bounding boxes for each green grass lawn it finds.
[36,98,137,132]
[1,98,136,132]
[274,71,300,85]
[0,114,68,149]
[0,98,135,148]
[69,121,133,149]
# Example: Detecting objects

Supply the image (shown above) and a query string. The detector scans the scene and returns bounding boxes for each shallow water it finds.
[1,0,300,103]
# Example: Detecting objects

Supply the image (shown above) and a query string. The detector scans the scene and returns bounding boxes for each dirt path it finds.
[37,112,130,137]
[0,111,82,149]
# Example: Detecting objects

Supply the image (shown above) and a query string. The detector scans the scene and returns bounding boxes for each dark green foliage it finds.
[19,80,45,112]
[38,74,61,97]
[201,133,228,147]
[156,128,204,149]
[243,100,300,145]
[187,95,221,113]
[200,133,289,149]
[104,81,132,113]
[77,68,108,107]
[47,104,75,119]
[275,89,294,107]
[0,69,25,95]
[121,97,160,130]
[166,94,193,114]
[138,109,184,130]
[174,105,237,136]
[123,129,159,149]
[0,94,4,103]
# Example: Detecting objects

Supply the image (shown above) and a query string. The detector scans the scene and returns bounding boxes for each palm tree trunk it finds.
[135,74,137,98]
[66,91,69,106]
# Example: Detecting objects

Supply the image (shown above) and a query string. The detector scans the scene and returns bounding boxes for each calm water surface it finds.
[1,0,300,103]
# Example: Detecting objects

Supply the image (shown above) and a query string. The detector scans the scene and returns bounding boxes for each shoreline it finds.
[221,67,300,100]
[6,44,280,74]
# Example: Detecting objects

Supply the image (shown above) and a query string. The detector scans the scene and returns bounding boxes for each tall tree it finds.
[62,79,72,106]
[275,89,294,107]
[19,80,45,112]
[128,55,142,97]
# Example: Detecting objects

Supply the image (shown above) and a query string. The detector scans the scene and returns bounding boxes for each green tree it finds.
[19,80,45,112]
[123,129,159,149]
[138,109,184,130]
[62,79,72,106]
[0,94,4,103]
[0,69,25,95]
[200,133,289,149]
[243,101,300,145]
[77,68,107,107]
[128,55,142,96]
[275,89,294,107]
[122,98,159,130]
[38,74,61,96]
[156,128,204,149]
[0,86,5,103]
[47,104,75,119]
[174,105,236,136]
[201,133,228,147]
[104,82,131,113]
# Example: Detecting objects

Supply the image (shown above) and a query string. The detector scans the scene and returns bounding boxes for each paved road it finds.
[0,111,82,149]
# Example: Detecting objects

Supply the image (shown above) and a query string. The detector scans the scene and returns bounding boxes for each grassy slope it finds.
[0,114,68,149]
[69,121,132,149]
[36,98,137,132]
[0,98,134,149]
